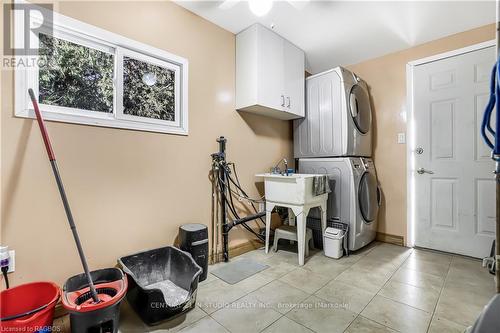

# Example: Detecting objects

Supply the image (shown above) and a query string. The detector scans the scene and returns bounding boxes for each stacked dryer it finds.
[294,67,380,251]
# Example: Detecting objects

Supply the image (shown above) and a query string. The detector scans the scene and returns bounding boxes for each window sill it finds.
[15,109,189,135]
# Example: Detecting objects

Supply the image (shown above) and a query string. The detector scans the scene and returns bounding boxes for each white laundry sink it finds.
[255,173,326,205]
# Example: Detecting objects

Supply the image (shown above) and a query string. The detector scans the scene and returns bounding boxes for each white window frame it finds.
[15,4,189,135]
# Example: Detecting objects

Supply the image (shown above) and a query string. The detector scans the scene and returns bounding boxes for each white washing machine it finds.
[294,67,373,158]
[299,157,380,251]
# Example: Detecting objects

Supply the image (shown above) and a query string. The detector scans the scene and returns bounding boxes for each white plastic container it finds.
[323,227,344,259]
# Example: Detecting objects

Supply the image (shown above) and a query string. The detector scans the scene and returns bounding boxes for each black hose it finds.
[228,163,265,226]
[217,168,265,241]
[1,267,9,289]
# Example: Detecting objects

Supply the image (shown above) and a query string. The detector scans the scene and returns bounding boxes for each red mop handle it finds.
[28,89,56,161]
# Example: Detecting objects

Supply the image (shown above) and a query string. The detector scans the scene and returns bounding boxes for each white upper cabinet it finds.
[236,24,305,120]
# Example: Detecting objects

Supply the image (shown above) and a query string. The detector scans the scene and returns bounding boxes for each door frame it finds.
[405,40,495,248]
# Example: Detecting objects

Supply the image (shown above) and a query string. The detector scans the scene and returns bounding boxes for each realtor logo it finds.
[3,3,53,56]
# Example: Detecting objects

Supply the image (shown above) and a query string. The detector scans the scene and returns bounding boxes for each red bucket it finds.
[1,282,60,332]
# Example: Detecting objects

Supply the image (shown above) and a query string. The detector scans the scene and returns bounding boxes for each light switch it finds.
[397,132,406,144]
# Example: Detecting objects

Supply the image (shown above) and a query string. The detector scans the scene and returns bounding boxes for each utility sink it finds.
[256,173,326,205]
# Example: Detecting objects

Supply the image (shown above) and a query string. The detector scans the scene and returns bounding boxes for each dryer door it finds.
[358,171,379,223]
[349,84,372,135]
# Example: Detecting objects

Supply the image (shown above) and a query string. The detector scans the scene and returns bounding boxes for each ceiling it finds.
[175,1,495,74]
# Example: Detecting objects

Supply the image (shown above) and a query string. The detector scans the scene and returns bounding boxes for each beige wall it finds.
[1,1,293,286]
[347,24,495,244]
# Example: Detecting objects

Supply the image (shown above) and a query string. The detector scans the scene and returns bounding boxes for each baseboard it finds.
[209,239,262,264]
[376,232,405,246]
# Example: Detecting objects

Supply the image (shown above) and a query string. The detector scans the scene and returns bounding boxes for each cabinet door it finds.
[257,25,285,111]
[284,41,305,117]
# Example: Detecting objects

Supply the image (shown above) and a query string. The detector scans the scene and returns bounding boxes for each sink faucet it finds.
[272,158,289,176]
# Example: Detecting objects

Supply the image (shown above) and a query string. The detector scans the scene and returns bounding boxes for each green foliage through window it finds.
[123,57,175,121]
[38,33,114,113]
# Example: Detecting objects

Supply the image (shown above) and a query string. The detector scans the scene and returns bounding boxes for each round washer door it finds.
[358,171,379,223]
[349,85,372,135]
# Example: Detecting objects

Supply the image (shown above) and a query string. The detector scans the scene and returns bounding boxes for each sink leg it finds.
[265,210,272,254]
[297,211,307,266]
[320,202,327,240]
[288,208,295,245]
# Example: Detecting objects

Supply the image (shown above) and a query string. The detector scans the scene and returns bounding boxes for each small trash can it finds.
[179,224,209,282]
[323,227,345,259]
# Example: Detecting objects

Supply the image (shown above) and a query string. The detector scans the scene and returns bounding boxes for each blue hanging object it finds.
[481,56,500,158]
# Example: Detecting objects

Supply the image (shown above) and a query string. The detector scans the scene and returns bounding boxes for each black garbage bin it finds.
[179,224,209,282]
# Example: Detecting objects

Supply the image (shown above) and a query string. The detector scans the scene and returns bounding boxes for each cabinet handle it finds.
[281,95,285,107]
[287,97,290,108]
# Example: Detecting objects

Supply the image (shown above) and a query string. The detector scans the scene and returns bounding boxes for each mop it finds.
[28,88,100,303]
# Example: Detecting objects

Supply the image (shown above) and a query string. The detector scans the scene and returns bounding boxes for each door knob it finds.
[416,168,434,175]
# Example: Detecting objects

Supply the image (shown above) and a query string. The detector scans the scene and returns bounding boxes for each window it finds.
[38,33,114,114]
[15,7,188,135]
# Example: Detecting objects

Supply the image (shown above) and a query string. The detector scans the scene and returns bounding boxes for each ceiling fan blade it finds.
[287,0,310,10]
[219,0,240,10]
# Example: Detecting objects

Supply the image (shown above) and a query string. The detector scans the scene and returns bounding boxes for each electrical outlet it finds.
[397,132,406,144]
[8,250,15,273]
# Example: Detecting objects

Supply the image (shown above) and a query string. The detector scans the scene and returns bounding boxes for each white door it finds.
[284,40,305,117]
[257,25,284,111]
[412,45,495,258]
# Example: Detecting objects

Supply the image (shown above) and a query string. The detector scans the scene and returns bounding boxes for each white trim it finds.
[116,47,181,127]
[406,39,495,248]
[14,2,189,135]
[408,40,495,66]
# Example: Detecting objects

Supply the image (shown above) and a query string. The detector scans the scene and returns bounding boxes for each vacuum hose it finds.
[481,56,500,153]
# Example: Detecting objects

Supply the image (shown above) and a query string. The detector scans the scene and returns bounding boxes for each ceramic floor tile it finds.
[279,267,332,294]
[434,284,493,326]
[211,295,281,333]
[390,267,445,292]
[411,249,453,266]
[361,295,432,333]
[402,257,450,278]
[149,306,207,333]
[238,247,276,262]
[363,244,412,265]
[265,249,302,266]
[446,257,494,291]
[232,271,275,294]
[285,295,357,333]
[427,316,468,333]
[302,254,351,278]
[250,280,310,314]
[335,266,392,293]
[351,256,401,274]
[178,316,229,333]
[259,261,297,280]
[315,280,375,314]
[196,279,248,314]
[379,281,440,312]
[344,316,397,333]
[200,272,219,286]
[261,316,313,333]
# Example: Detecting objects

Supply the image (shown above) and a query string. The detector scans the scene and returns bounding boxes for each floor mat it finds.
[210,258,269,284]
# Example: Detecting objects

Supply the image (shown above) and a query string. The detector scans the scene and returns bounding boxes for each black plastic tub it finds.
[118,246,202,326]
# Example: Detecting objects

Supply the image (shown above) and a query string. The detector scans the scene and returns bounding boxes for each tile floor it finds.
[54,242,495,333]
